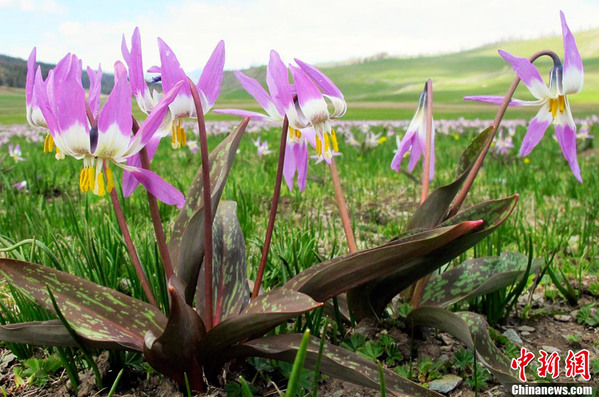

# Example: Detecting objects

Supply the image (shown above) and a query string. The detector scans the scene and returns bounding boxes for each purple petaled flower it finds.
[344,131,360,147]
[12,180,28,193]
[8,144,26,162]
[35,53,186,208]
[121,28,225,197]
[465,11,583,182]
[253,137,273,157]
[215,50,310,191]
[391,84,435,180]
[493,129,514,156]
[216,50,347,190]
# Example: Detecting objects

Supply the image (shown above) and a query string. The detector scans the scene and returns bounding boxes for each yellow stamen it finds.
[106,167,114,193]
[324,133,331,154]
[79,168,88,192]
[295,129,302,139]
[87,167,95,192]
[558,95,565,113]
[315,134,322,156]
[179,125,187,147]
[330,128,339,152]
[43,135,49,153]
[289,127,294,139]
[97,172,106,197]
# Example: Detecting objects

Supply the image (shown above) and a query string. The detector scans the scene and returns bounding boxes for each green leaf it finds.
[143,277,206,391]
[422,252,542,308]
[196,201,250,326]
[407,127,494,230]
[169,118,249,303]
[0,259,166,351]
[210,334,442,396]
[350,195,518,320]
[199,289,322,366]
[285,221,483,303]
[408,307,518,385]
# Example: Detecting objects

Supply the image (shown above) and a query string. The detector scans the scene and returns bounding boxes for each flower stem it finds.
[252,116,289,300]
[108,187,158,306]
[420,79,434,205]
[83,103,157,305]
[411,80,434,307]
[447,50,559,217]
[187,78,214,330]
[329,158,358,253]
[131,118,175,281]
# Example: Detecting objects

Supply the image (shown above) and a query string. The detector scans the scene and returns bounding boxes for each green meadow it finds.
[0,27,597,395]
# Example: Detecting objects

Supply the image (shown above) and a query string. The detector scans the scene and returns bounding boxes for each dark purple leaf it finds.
[196,201,249,325]
[209,334,442,396]
[169,118,249,303]
[0,259,166,351]
[408,307,518,385]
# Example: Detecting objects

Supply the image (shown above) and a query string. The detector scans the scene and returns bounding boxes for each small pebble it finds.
[554,314,571,322]
[429,374,463,394]
[517,325,535,332]
[503,329,523,345]
[542,345,561,354]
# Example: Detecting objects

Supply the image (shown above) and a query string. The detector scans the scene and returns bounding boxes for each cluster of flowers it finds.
[17,27,349,203]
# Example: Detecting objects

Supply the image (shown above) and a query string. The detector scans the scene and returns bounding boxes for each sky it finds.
[1,0,598,73]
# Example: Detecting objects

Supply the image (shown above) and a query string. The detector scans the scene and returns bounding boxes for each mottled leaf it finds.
[408,307,518,385]
[143,277,205,391]
[407,127,494,230]
[196,201,249,326]
[422,252,542,308]
[0,320,77,348]
[208,334,441,396]
[284,221,483,302]
[199,289,322,363]
[0,259,166,351]
[169,118,249,303]
[350,195,519,319]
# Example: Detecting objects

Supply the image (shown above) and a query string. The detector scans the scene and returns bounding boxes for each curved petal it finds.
[554,101,581,182]
[407,133,423,172]
[390,130,415,172]
[301,128,317,149]
[234,71,280,119]
[34,68,58,135]
[26,47,36,106]
[95,62,132,158]
[197,40,225,111]
[498,50,551,99]
[87,64,102,118]
[126,80,184,156]
[122,135,161,197]
[560,11,583,94]
[157,38,190,95]
[289,65,328,127]
[295,142,308,192]
[117,163,185,208]
[123,27,153,113]
[463,95,540,107]
[266,50,294,119]
[294,58,344,100]
[519,102,552,157]
[283,141,296,192]
[213,108,275,121]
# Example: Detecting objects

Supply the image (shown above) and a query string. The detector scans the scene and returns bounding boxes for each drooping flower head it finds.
[120,29,225,197]
[465,11,583,182]
[216,50,347,190]
[253,137,272,157]
[156,37,225,149]
[391,82,435,180]
[9,144,25,162]
[35,53,185,208]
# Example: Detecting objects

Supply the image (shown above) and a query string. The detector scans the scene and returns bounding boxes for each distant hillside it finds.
[218,28,599,106]
[0,54,114,93]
